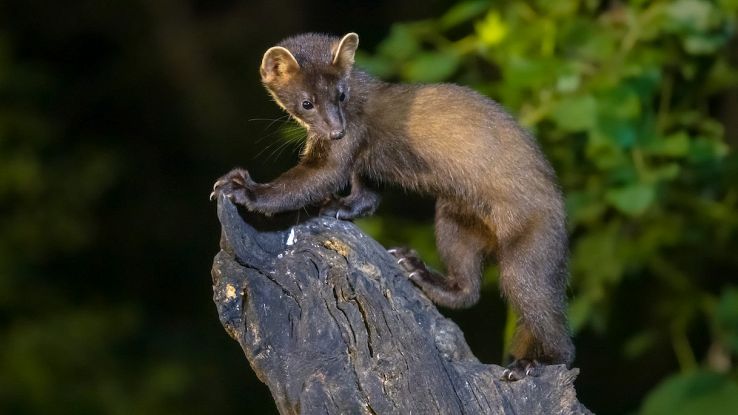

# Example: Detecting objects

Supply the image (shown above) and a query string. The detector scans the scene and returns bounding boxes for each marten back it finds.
[356,81,562,217]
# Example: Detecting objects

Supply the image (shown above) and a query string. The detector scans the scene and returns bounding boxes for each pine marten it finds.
[212,32,574,380]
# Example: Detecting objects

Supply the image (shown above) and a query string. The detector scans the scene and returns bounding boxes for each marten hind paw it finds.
[387,247,429,279]
[501,359,542,382]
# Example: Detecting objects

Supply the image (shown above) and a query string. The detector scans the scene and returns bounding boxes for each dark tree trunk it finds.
[211,195,592,414]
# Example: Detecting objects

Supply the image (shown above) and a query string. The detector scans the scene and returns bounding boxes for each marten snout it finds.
[330,129,345,140]
[323,104,346,140]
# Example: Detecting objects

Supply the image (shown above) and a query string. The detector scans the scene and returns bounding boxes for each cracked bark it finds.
[211,195,592,414]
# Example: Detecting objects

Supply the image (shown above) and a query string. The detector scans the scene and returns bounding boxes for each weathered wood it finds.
[211,195,591,414]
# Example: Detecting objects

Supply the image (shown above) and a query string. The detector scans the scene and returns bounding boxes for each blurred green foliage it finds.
[358,0,738,412]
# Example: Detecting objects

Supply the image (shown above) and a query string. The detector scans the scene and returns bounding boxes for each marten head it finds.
[260,33,359,141]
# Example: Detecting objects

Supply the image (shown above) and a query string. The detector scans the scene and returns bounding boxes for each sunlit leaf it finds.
[475,11,508,46]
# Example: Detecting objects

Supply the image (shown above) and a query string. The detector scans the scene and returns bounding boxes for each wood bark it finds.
[211,195,592,414]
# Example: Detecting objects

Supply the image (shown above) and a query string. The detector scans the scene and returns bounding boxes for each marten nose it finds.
[330,129,345,140]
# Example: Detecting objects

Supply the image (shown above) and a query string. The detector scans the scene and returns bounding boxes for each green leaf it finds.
[440,0,491,29]
[689,136,729,163]
[665,0,718,33]
[355,51,395,78]
[566,191,606,226]
[644,133,691,157]
[586,131,627,170]
[402,51,460,82]
[648,163,681,182]
[719,0,738,12]
[572,223,625,285]
[568,297,593,333]
[501,56,558,91]
[684,32,732,55]
[597,117,637,149]
[641,372,738,415]
[716,287,738,353]
[538,0,579,16]
[377,25,419,60]
[606,183,656,216]
[626,67,662,101]
[555,73,581,93]
[599,86,642,120]
[624,331,658,358]
[575,25,619,61]
[550,95,597,132]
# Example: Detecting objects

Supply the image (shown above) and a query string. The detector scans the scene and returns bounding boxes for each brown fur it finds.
[214,32,574,375]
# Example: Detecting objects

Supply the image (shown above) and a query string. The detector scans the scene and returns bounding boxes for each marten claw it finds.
[210,179,226,201]
[408,271,422,280]
[396,256,413,272]
[212,179,226,191]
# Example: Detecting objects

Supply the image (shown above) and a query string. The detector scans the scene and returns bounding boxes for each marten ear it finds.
[261,46,300,83]
[332,33,359,73]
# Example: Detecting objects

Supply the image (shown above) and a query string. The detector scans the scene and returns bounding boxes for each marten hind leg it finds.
[389,199,491,309]
[495,213,574,381]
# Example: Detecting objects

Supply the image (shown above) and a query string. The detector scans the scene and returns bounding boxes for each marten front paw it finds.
[210,168,260,208]
[319,196,346,219]
[319,196,358,220]
[387,247,430,282]
[320,190,380,220]
[501,359,542,382]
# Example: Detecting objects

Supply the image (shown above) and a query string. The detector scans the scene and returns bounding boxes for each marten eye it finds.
[302,100,314,110]
[339,92,346,102]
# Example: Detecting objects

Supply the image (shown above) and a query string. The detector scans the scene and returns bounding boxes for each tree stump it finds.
[211,195,592,414]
